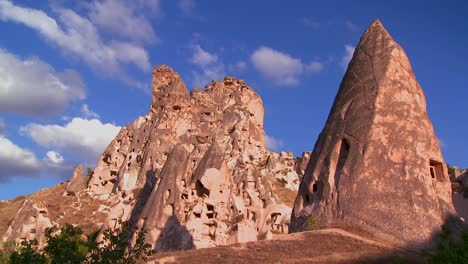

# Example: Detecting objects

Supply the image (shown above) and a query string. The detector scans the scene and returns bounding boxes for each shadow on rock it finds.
[154,215,195,252]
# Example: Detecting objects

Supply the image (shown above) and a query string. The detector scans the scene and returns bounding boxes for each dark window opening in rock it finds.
[195,180,210,197]
[334,139,350,189]
[304,194,311,204]
[173,105,181,111]
[430,160,445,182]
[194,211,201,218]
[103,154,111,163]
[206,204,215,219]
[312,183,318,193]
[181,193,188,200]
[30,229,36,234]
[110,170,118,176]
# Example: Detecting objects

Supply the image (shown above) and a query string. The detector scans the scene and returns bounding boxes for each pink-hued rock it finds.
[290,19,456,248]
[65,164,89,196]
[87,66,307,251]
[1,200,53,247]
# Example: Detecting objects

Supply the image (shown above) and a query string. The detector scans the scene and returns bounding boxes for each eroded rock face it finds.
[290,20,456,248]
[2,200,52,247]
[65,164,89,196]
[87,66,307,250]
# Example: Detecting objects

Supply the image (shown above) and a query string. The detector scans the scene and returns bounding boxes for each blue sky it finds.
[0,0,467,200]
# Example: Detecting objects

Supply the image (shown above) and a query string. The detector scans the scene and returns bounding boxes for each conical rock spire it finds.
[290,20,456,248]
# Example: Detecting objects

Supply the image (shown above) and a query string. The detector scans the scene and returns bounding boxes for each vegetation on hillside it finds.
[430,225,468,264]
[0,221,153,264]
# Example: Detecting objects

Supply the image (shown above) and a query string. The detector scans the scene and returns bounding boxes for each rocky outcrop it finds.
[87,66,307,250]
[65,164,89,196]
[290,19,456,248]
[1,200,53,247]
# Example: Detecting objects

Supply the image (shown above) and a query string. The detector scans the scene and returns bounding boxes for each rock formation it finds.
[65,164,89,196]
[290,19,456,248]
[86,66,308,250]
[2,200,53,247]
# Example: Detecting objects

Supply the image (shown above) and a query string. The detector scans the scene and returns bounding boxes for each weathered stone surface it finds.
[1,200,52,247]
[65,164,89,196]
[87,65,307,251]
[290,19,456,248]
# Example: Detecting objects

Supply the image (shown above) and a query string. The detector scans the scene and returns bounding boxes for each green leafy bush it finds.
[3,221,153,264]
[430,226,468,264]
[9,240,46,264]
[308,217,319,231]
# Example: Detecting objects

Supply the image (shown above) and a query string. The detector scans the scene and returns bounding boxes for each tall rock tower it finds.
[290,20,455,247]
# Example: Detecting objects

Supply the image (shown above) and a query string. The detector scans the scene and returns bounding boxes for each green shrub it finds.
[9,239,46,264]
[4,221,153,264]
[430,226,468,264]
[308,217,319,231]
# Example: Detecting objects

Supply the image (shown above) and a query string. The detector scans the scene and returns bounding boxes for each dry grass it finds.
[148,229,424,264]
[0,182,109,238]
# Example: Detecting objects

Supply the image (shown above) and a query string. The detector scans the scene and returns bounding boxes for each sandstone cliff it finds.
[290,19,456,248]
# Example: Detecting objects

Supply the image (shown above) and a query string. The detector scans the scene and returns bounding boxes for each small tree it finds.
[87,220,153,264]
[9,239,46,264]
[430,227,468,264]
[43,224,89,264]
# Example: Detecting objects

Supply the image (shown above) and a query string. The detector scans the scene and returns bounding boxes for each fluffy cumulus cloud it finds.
[341,45,355,69]
[265,134,284,152]
[0,49,85,117]
[20,118,121,163]
[0,136,41,181]
[0,0,152,81]
[0,136,74,181]
[190,44,226,88]
[251,46,323,86]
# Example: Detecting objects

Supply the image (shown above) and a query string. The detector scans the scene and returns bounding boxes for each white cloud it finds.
[43,150,74,179]
[305,61,323,73]
[189,45,225,88]
[81,104,100,119]
[341,45,355,69]
[265,134,284,152]
[88,0,158,44]
[0,135,74,181]
[178,0,195,15]
[0,136,40,180]
[191,45,218,66]
[20,118,121,163]
[0,1,151,79]
[251,46,322,86]
[44,150,65,165]
[0,49,85,117]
